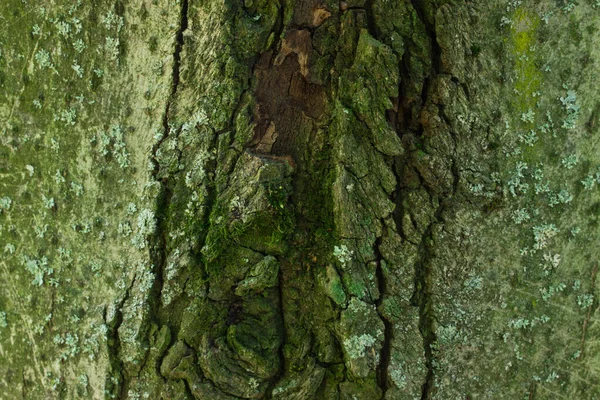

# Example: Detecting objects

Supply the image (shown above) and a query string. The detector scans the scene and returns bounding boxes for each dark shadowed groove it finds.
[150,0,189,298]
[362,2,396,393]
[182,378,195,399]
[112,276,136,400]
[129,0,189,394]
[409,0,442,99]
[374,229,393,395]
[394,1,444,398]
[263,256,288,400]
[412,227,437,400]
[152,0,189,171]
[364,0,378,40]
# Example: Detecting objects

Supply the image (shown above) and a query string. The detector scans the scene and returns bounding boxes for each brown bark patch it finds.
[312,6,332,27]
[291,0,330,27]
[250,29,326,162]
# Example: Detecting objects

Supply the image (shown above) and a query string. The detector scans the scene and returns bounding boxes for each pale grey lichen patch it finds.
[0,197,11,213]
[131,208,156,249]
[343,334,377,359]
[338,297,384,378]
[333,244,353,268]
[22,255,53,286]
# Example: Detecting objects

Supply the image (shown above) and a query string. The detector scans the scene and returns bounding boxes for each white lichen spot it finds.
[581,175,595,190]
[54,107,77,126]
[333,244,353,267]
[71,62,84,78]
[105,36,120,61]
[70,182,84,196]
[542,253,561,271]
[73,39,86,53]
[532,224,559,251]
[521,109,535,123]
[118,222,132,237]
[0,197,12,213]
[390,365,407,389]
[4,243,15,254]
[560,89,580,130]
[98,125,130,168]
[22,255,53,286]
[343,334,376,359]
[561,154,578,170]
[126,202,137,216]
[35,49,54,71]
[42,194,55,209]
[577,294,594,310]
[511,208,530,224]
[131,209,156,249]
[54,170,66,184]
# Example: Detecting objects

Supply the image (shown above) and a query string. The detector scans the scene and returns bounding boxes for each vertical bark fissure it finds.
[223,0,285,187]
[374,229,393,395]
[362,3,397,393]
[154,0,189,162]
[413,223,437,400]
[149,0,188,298]
[364,0,378,40]
[396,2,445,399]
[168,0,189,118]
[127,0,189,393]
[112,276,137,400]
[181,377,196,399]
[263,256,288,399]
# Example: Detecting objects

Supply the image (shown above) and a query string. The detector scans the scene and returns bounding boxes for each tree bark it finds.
[1,0,600,399]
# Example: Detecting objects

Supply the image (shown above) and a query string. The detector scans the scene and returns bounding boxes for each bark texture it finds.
[1,0,600,399]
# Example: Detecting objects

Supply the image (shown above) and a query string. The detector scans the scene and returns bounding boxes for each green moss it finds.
[316,264,347,306]
[510,7,542,119]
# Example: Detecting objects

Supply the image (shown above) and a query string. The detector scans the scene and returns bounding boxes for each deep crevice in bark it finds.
[364,0,378,41]
[413,225,437,400]
[150,0,188,299]
[374,229,392,395]
[395,2,445,399]
[182,378,195,400]
[155,0,189,161]
[170,0,189,102]
[111,276,136,400]
[263,256,288,399]
[133,0,189,395]
[361,3,398,393]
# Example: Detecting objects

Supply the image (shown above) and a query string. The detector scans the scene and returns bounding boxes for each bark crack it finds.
[130,0,189,394]
[152,0,189,173]
[413,224,437,400]
[150,0,189,302]
[263,256,288,399]
[112,275,136,400]
[362,1,408,394]
[392,2,449,398]
[374,227,392,395]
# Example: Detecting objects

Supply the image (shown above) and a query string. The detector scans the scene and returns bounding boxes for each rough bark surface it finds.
[1,0,600,399]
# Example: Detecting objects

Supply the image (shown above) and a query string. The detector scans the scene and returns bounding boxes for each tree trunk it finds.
[1,0,599,398]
